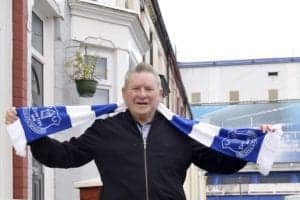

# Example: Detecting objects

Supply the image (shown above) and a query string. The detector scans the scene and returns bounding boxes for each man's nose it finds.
[138,88,147,96]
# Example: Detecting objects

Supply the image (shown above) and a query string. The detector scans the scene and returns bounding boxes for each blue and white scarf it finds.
[6,103,282,175]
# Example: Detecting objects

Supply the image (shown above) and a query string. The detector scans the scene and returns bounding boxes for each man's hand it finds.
[259,124,275,133]
[5,107,17,125]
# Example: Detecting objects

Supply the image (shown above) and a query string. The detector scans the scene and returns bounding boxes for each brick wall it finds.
[79,187,102,200]
[12,0,28,199]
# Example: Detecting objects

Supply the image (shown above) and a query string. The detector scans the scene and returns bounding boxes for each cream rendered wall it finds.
[116,0,125,8]
[140,9,150,38]
[126,0,140,13]
[0,0,12,199]
[181,63,300,103]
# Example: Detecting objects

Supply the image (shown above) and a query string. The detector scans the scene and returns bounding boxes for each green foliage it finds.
[65,51,97,80]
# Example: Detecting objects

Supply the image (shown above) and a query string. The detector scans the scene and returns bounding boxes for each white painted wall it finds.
[180,63,300,103]
[71,16,129,49]
[0,0,12,199]
[70,6,146,103]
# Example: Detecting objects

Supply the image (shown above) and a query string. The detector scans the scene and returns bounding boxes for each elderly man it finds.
[5,63,273,200]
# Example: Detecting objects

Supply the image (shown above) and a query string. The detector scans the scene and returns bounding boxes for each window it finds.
[268,72,278,76]
[191,92,201,104]
[31,57,44,106]
[129,56,135,70]
[159,74,170,97]
[125,0,129,9]
[84,55,107,80]
[268,89,278,102]
[260,173,290,183]
[95,57,107,80]
[229,91,239,103]
[140,0,145,11]
[94,88,109,104]
[150,31,153,65]
[32,12,43,54]
[142,54,146,63]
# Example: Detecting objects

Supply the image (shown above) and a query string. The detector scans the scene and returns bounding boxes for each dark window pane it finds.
[159,74,170,97]
[268,72,278,76]
[31,57,43,106]
[150,32,153,65]
[140,0,145,11]
[32,12,43,54]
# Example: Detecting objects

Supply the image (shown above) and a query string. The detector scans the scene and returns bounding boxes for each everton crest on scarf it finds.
[6,103,282,175]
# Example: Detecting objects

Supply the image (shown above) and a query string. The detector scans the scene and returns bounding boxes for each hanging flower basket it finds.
[75,79,98,97]
[65,51,98,97]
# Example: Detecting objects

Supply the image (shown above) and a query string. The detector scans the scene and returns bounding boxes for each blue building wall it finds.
[207,172,300,185]
[208,195,285,200]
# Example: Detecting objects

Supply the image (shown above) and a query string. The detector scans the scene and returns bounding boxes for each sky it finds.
[158,0,300,62]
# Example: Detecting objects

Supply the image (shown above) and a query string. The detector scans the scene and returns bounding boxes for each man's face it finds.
[122,72,162,123]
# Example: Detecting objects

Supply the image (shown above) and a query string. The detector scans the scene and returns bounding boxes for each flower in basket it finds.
[65,51,98,97]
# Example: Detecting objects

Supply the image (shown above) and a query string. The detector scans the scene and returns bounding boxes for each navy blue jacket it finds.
[30,110,246,200]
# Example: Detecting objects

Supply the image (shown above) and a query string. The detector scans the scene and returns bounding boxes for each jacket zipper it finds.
[143,136,150,200]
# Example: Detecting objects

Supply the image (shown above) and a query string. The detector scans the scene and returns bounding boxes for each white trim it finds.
[32,48,46,64]
[69,0,149,53]
[30,1,57,199]
[73,177,103,188]
[33,0,63,17]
